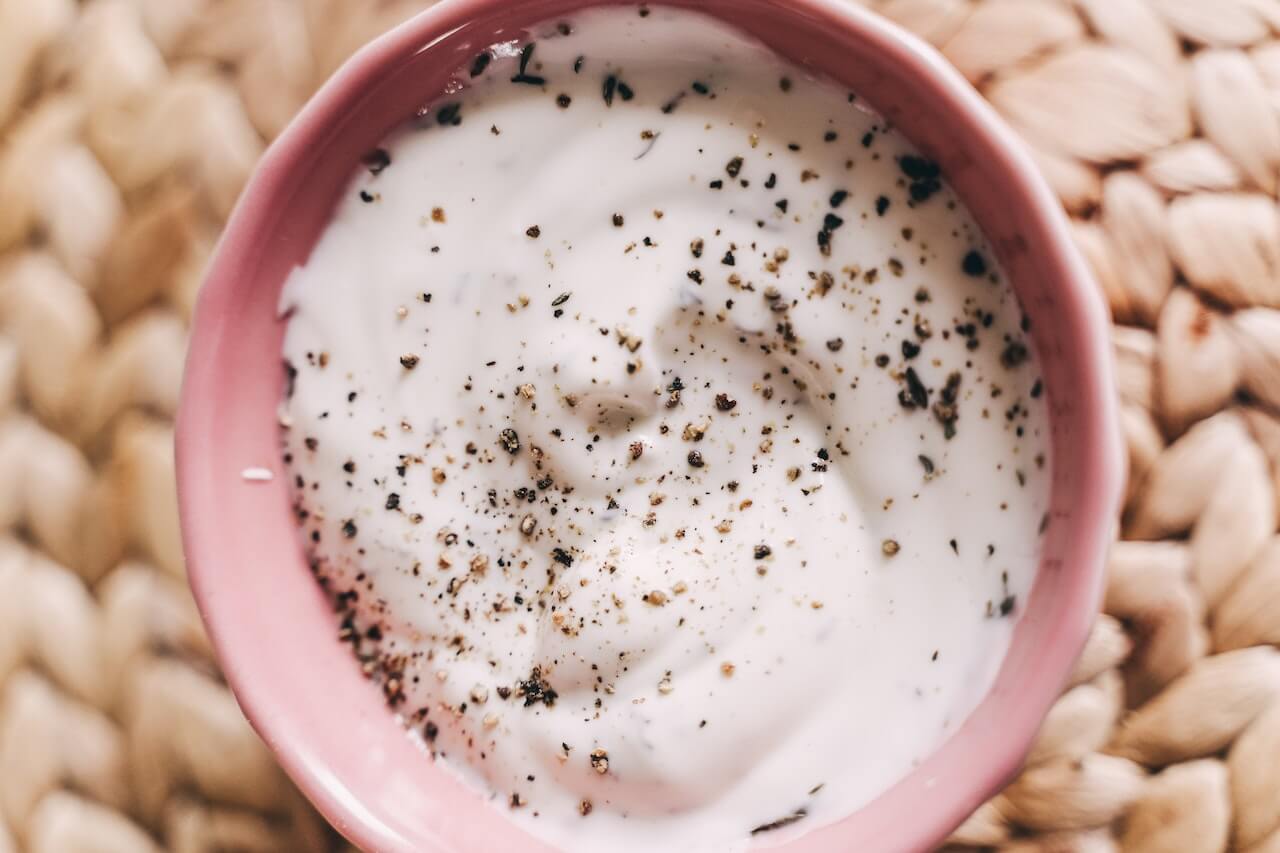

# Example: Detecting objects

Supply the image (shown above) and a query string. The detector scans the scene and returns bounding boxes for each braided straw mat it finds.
[3,0,1280,850]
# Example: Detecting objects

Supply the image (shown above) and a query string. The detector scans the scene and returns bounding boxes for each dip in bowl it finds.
[177,1,1122,850]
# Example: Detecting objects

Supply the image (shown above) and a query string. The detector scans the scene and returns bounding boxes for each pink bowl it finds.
[177,1,1123,850]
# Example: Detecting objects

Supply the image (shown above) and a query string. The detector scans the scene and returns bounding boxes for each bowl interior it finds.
[177,0,1122,850]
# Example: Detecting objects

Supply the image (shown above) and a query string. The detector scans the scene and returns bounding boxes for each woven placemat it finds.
[1,0,1278,850]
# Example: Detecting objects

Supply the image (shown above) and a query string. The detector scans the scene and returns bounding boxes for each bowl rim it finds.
[177,1,1124,850]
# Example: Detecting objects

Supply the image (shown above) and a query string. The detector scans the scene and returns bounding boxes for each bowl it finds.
[176,0,1124,849]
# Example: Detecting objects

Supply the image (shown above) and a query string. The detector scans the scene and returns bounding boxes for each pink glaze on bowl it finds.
[176,1,1123,850]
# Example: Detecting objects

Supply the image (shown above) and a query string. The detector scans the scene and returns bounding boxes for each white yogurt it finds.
[279,7,1050,851]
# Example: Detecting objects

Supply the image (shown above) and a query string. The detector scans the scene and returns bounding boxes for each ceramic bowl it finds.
[176,1,1123,849]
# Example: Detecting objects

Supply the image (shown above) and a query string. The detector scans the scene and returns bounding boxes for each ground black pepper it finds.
[932,371,962,439]
[362,149,391,175]
[436,102,462,126]
[962,250,988,277]
[1001,340,1029,369]
[898,155,942,202]
[517,667,559,707]
[751,810,808,835]
[511,42,546,86]
[899,367,929,409]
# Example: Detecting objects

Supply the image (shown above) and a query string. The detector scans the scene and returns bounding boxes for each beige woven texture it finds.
[1,0,1278,850]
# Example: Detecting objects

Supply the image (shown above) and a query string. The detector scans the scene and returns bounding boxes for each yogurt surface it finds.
[279,7,1050,850]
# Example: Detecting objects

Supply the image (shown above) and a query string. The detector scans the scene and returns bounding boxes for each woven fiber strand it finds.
[1,0,1279,850]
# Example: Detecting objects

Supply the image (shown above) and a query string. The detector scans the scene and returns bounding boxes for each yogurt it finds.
[279,7,1050,850]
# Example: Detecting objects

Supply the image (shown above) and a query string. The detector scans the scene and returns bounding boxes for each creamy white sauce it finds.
[279,8,1050,851]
